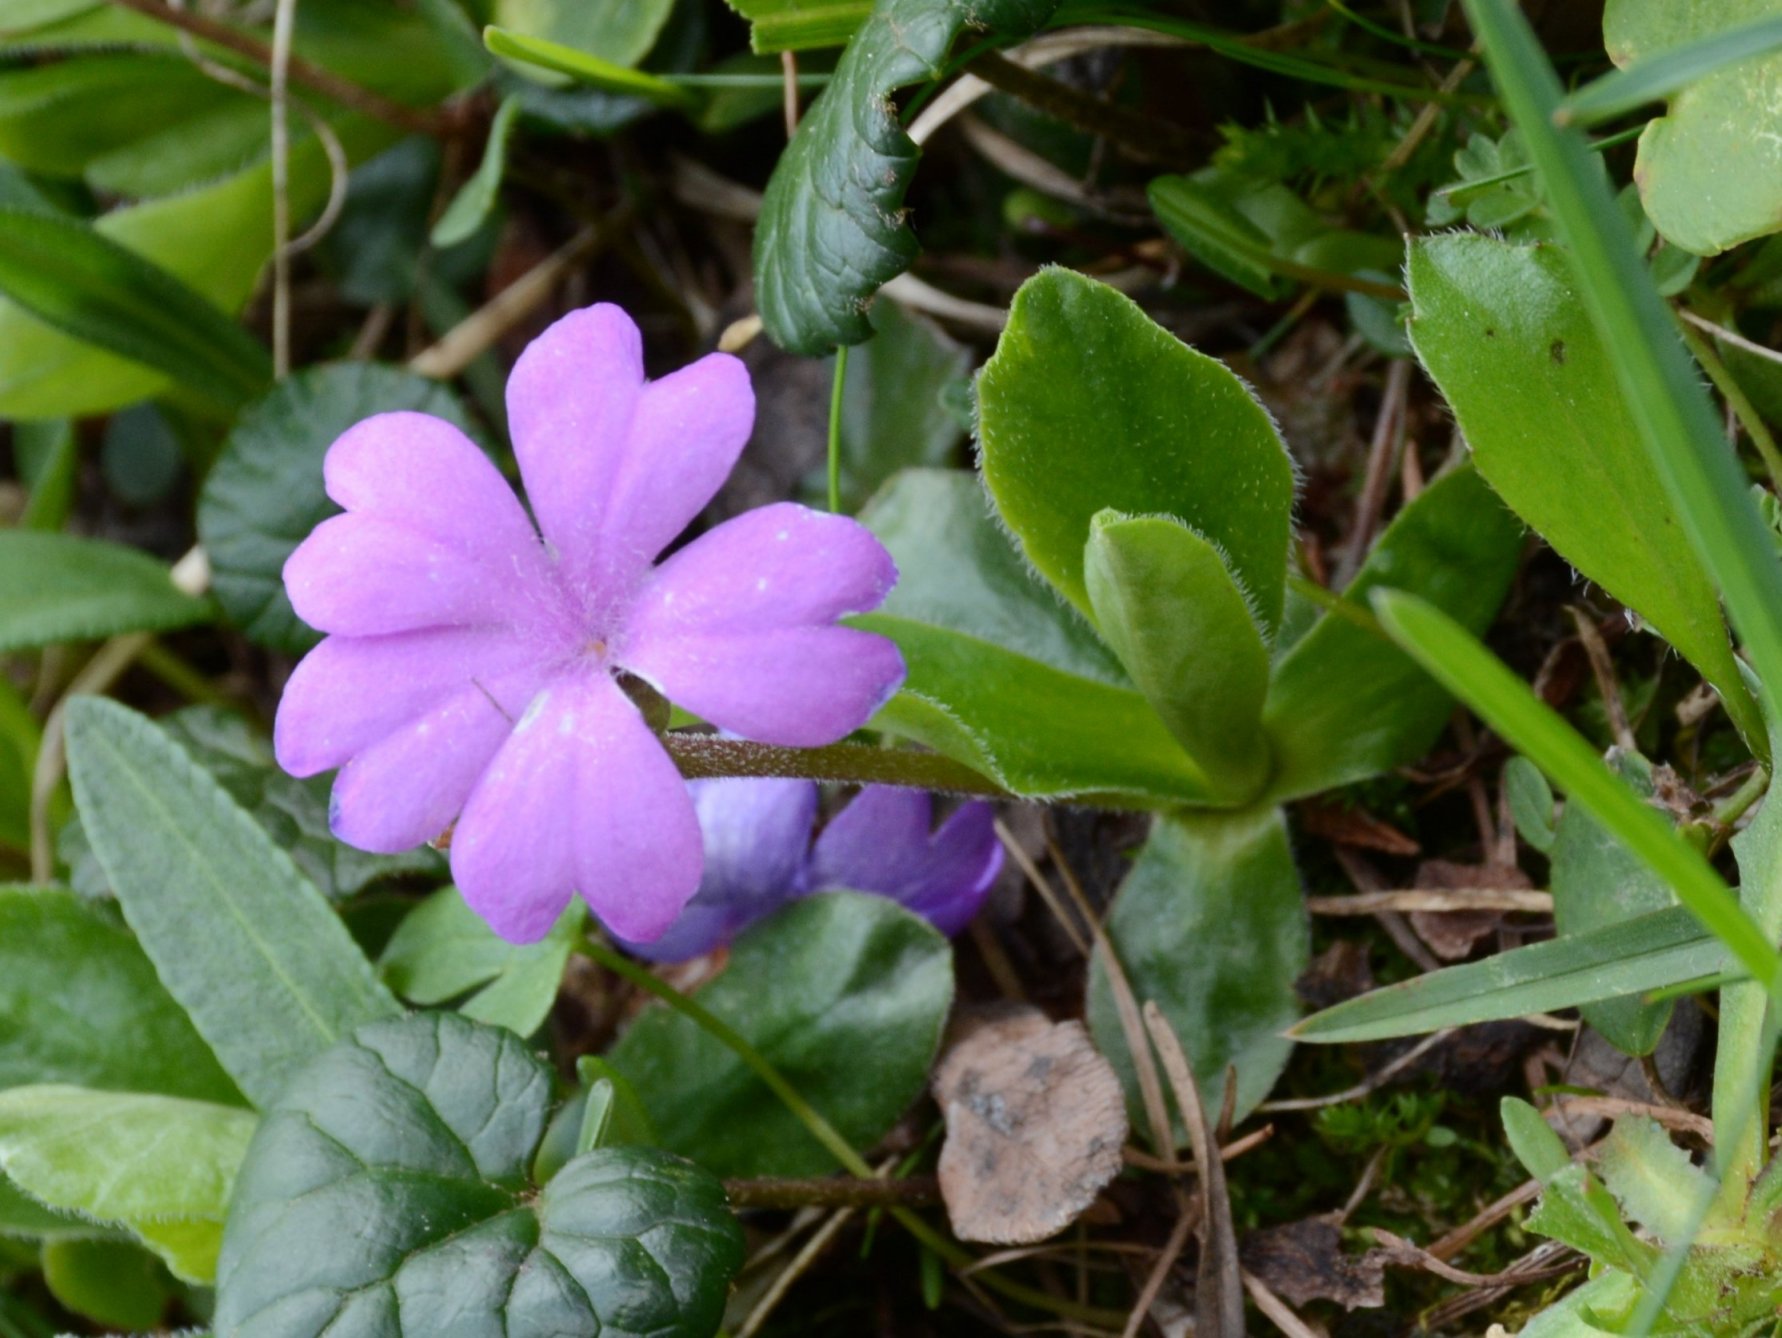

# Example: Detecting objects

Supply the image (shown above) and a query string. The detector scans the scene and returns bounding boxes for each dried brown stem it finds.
[724,1175,940,1210]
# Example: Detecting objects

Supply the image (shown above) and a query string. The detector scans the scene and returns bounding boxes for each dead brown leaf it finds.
[1408,859,1531,961]
[934,1005,1128,1245]
[1240,1214,1385,1311]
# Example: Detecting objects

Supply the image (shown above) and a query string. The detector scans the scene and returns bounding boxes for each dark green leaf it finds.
[0,531,210,652]
[0,886,239,1103]
[216,1012,743,1338]
[40,1238,172,1331]
[608,892,953,1177]
[1261,465,1523,802]
[978,268,1295,635]
[753,0,1059,353]
[0,206,270,411]
[1084,511,1270,802]
[198,362,483,652]
[1293,906,1724,1044]
[63,697,400,1108]
[1086,809,1308,1131]
[380,886,582,1036]
[1407,233,1762,748]
[858,469,1210,802]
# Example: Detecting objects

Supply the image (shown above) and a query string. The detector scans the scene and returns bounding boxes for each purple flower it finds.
[627,780,1004,962]
[273,305,905,944]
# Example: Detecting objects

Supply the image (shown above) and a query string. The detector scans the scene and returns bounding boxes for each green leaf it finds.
[0,1085,256,1282]
[14,418,76,530]
[492,0,675,71]
[1406,233,1763,750]
[1086,808,1308,1131]
[1566,12,1782,127]
[198,362,484,652]
[1466,0,1782,766]
[724,0,872,51]
[1501,1097,1570,1182]
[381,886,583,1036]
[752,0,1059,353]
[86,101,272,201]
[1261,464,1523,802]
[827,300,970,511]
[978,268,1295,635]
[1147,173,1287,299]
[40,1238,172,1331]
[1083,511,1270,801]
[0,531,210,652]
[0,131,373,420]
[1597,1115,1713,1242]
[1605,0,1782,254]
[0,1175,87,1239]
[482,25,697,108]
[608,892,953,1177]
[858,469,1211,802]
[0,206,270,412]
[0,886,239,1104]
[1550,753,1678,1056]
[1527,1162,1658,1276]
[1505,755,1558,853]
[430,94,518,248]
[215,1012,743,1338]
[1293,905,1725,1043]
[1372,589,1780,995]
[62,697,400,1108]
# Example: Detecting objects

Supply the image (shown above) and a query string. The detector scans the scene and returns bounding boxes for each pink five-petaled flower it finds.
[273,304,906,945]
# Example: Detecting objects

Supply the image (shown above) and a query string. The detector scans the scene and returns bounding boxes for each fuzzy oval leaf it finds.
[1606,0,1782,254]
[753,0,1058,353]
[0,1085,256,1282]
[1261,464,1523,802]
[1086,808,1308,1134]
[197,362,483,652]
[1407,233,1762,748]
[0,206,269,411]
[216,1012,743,1338]
[1084,510,1271,801]
[0,530,210,652]
[0,886,238,1103]
[978,268,1296,634]
[609,892,953,1177]
[858,469,1211,803]
[62,697,399,1108]
[381,886,583,1037]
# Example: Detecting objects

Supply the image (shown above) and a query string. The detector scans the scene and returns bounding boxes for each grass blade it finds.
[1559,15,1782,128]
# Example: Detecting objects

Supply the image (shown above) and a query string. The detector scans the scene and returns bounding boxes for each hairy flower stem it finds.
[662,733,1015,799]
[578,935,1127,1327]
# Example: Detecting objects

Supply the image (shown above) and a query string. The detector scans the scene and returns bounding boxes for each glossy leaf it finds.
[0,1085,256,1282]
[63,697,399,1108]
[1407,233,1762,748]
[978,267,1295,635]
[483,26,696,108]
[1605,0,1782,254]
[609,892,953,1177]
[216,1012,743,1338]
[0,206,270,411]
[1550,752,1678,1056]
[493,0,675,72]
[381,886,583,1036]
[0,531,210,652]
[1261,465,1522,801]
[753,0,1058,353]
[430,95,518,248]
[858,469,1211,803]
[198,362,483,652]
[0,886,239,1103]
[1293,907,1723,1044]
[1086,808,1308,1131]
[1084,511,1270,801]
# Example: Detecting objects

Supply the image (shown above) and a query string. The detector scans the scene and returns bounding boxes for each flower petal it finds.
[449,672,703,944]
[618,503,904,745]
[273,627,542,778]
[504,305,644,586]
[324,412,540,562]
[623,777,817,962]
[326,670,535,853]
[285,514,517,636]
[810,789,1002,936]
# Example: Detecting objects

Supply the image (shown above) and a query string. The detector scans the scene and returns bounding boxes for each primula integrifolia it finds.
[274,304,906,944]
[625,780,1004,963]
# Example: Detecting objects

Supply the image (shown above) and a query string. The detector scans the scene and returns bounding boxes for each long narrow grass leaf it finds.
[1559,15,1782,127]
